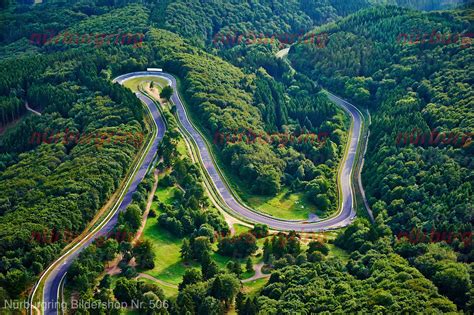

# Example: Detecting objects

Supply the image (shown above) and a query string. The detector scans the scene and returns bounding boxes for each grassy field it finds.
[136,276,178,298]
[140,165,251,288]
[242,278,268,297]
[155,178,178,204]
[140,212,195,285]
[122,76,168,92]
[202,134,320,220]
[141,205,260,285]
[327,243,350,262]
[244,187,321,220]
[233,223,251,235]
[176,138,188,157]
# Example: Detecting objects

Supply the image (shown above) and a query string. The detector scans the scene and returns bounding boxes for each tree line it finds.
[290,4,473,310]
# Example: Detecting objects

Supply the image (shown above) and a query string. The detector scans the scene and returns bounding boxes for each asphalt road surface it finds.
[38,70,363,314]
[38,78,166,315]
[117,71,362,232]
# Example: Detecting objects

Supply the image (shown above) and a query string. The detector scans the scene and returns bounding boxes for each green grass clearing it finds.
[154,171,181,205]
[141,215,258,284]
[140,216,196,285]
[233,223,251,235]
[327,243,350,262]
[242,278,268,297]
[176,138,188,157]
[122,76,168,92]
[135,276,178,299]
[155,185,178,205]
[244,187,323,220]
[242,269,256,279]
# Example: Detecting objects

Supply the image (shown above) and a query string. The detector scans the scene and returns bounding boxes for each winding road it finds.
[31,78,166,315]
[117,71,362,231]
[33,70,365,314]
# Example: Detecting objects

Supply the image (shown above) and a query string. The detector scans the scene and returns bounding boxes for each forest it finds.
[0,52,149,299]
[146,27,347,213]
[251,224,461,313]
[0,0,415,211]
[152,0,371,47]
[289,4,473,310]
[0,4,152,300]
[0,0,472,313]
[289,4,473,248]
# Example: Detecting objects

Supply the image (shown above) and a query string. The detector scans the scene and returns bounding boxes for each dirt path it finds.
[133,169,159,244]
[25,101,42,116]
[276,47,290,59]
[136,273,178,288]
[242,262,270,283]
[105,170,159,275]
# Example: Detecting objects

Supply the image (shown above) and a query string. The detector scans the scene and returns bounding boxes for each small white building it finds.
[147,68,163,72]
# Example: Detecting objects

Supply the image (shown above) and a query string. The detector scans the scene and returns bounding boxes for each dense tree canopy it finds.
[220,5,472,310]
[0,4,151,298]
[0,0,471,311]
[151,0,371,48]
[290,4,473,259]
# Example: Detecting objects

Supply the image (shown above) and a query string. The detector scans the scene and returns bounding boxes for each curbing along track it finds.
[31,69,366,314]
[118,71,364,231]
[29,75,166,315]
